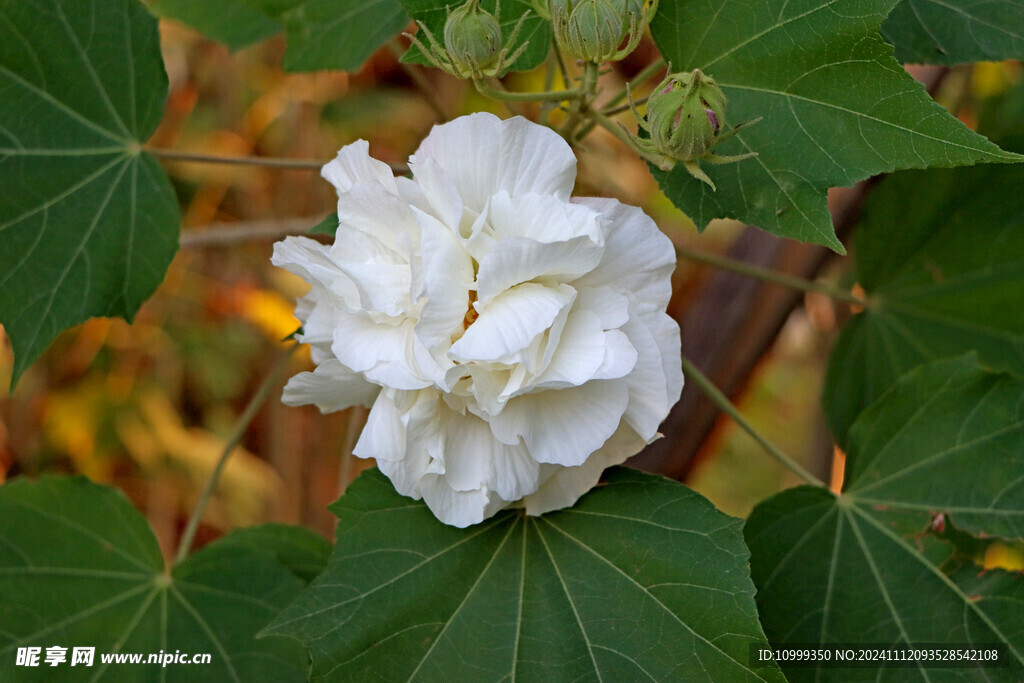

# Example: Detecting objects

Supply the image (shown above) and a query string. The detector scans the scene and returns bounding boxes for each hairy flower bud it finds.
[645,69,728,161]
[406,0,529,80]
[627,67,759,189]
[564,0,624,62]
[551,0,655,63]
[444,0,503,78]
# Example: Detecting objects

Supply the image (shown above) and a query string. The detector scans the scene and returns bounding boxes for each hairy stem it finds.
[603,94,648,116]
[575,59,664,140]
[474,79,583,101]
[607,57,665,110]
[552,38,573,96]
[675,246,866,305]
[560,61,601,140]
[680,355,828,489]
[584,104,668,167]
[174,344,299,565]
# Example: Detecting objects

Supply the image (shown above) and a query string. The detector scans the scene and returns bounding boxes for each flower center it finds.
[463,289,479,328]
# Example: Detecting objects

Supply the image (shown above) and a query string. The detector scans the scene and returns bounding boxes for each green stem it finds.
[575,59,664,141]
[560,61,601,139]
[473,79,583,102]
[146,148,327,170]
[603,94,648,116]
[584,104,668,167]
[675,246,865,305]
[680,355,828,489]
[552,38,572,93]
[174,344,298,565]
[540,43,560,124]
[606,57,666,110]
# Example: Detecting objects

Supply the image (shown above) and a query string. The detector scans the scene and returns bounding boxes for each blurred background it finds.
[1,18,1019,564]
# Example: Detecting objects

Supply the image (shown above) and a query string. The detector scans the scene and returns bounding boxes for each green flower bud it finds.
[551,0,655,63]
[563,0,624,62]
[444,0,503,78]
[549,0,573,19]
[645,69,728,162]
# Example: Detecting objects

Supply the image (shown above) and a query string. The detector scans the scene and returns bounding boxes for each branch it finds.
[680,355,828,488]
[175,344,298,565]
[178,217,330,249]
[147,148,408,175]
[675,245,865,305]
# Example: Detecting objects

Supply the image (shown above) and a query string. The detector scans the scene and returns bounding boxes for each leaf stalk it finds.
[174,344,298,565]
[680,354,829,489]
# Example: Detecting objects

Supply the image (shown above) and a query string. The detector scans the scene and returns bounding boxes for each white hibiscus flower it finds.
[273,112,682,527]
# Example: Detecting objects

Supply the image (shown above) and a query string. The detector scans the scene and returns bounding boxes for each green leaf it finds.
[648,0,1020,250]
[0,476,313,681]
[823,159,1024,445]
[746,356,1024,681]
[276,0,411,72]
[265,467,784,682]
[150,0,282,51]
[882,0,1024,65]
[203,523,331,583]
[398,0,551,74]
[308,212,339,236]
[0,0,180,389]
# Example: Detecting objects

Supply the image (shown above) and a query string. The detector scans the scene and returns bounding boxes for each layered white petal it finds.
[483,190,602,244]
[272,236,360,309]
[353,389,406,463]
[522,423,647,516]
[572,197,676,312]
[330,315,435,390]
[621,311,684,441]
[476,235,602,304]
[411,113,577,213]
[450,283,574,367]
[294,293,338,364]
[531,308,634,390]
[407,156,464,234]
[322,140,398,195]
[412,208,475,356]
[282,360,380,413]
[333,182,418,258]
[489,380,630,467]
[419,475,502,529]
[276,114,683,529]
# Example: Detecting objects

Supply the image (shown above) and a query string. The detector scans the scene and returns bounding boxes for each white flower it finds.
[273,112,682,527]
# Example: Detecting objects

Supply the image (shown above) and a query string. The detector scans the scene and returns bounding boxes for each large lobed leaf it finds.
[747,356,1024,681]
[823,158,1024,445]
[266,467,785,682]
[0,476,330,681]
[151,0,411,72]
[649,0,1020,250]
[273,0,411,73]
[882,0,1024,65]
[0,0,180,388]
[150,0,282,51]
